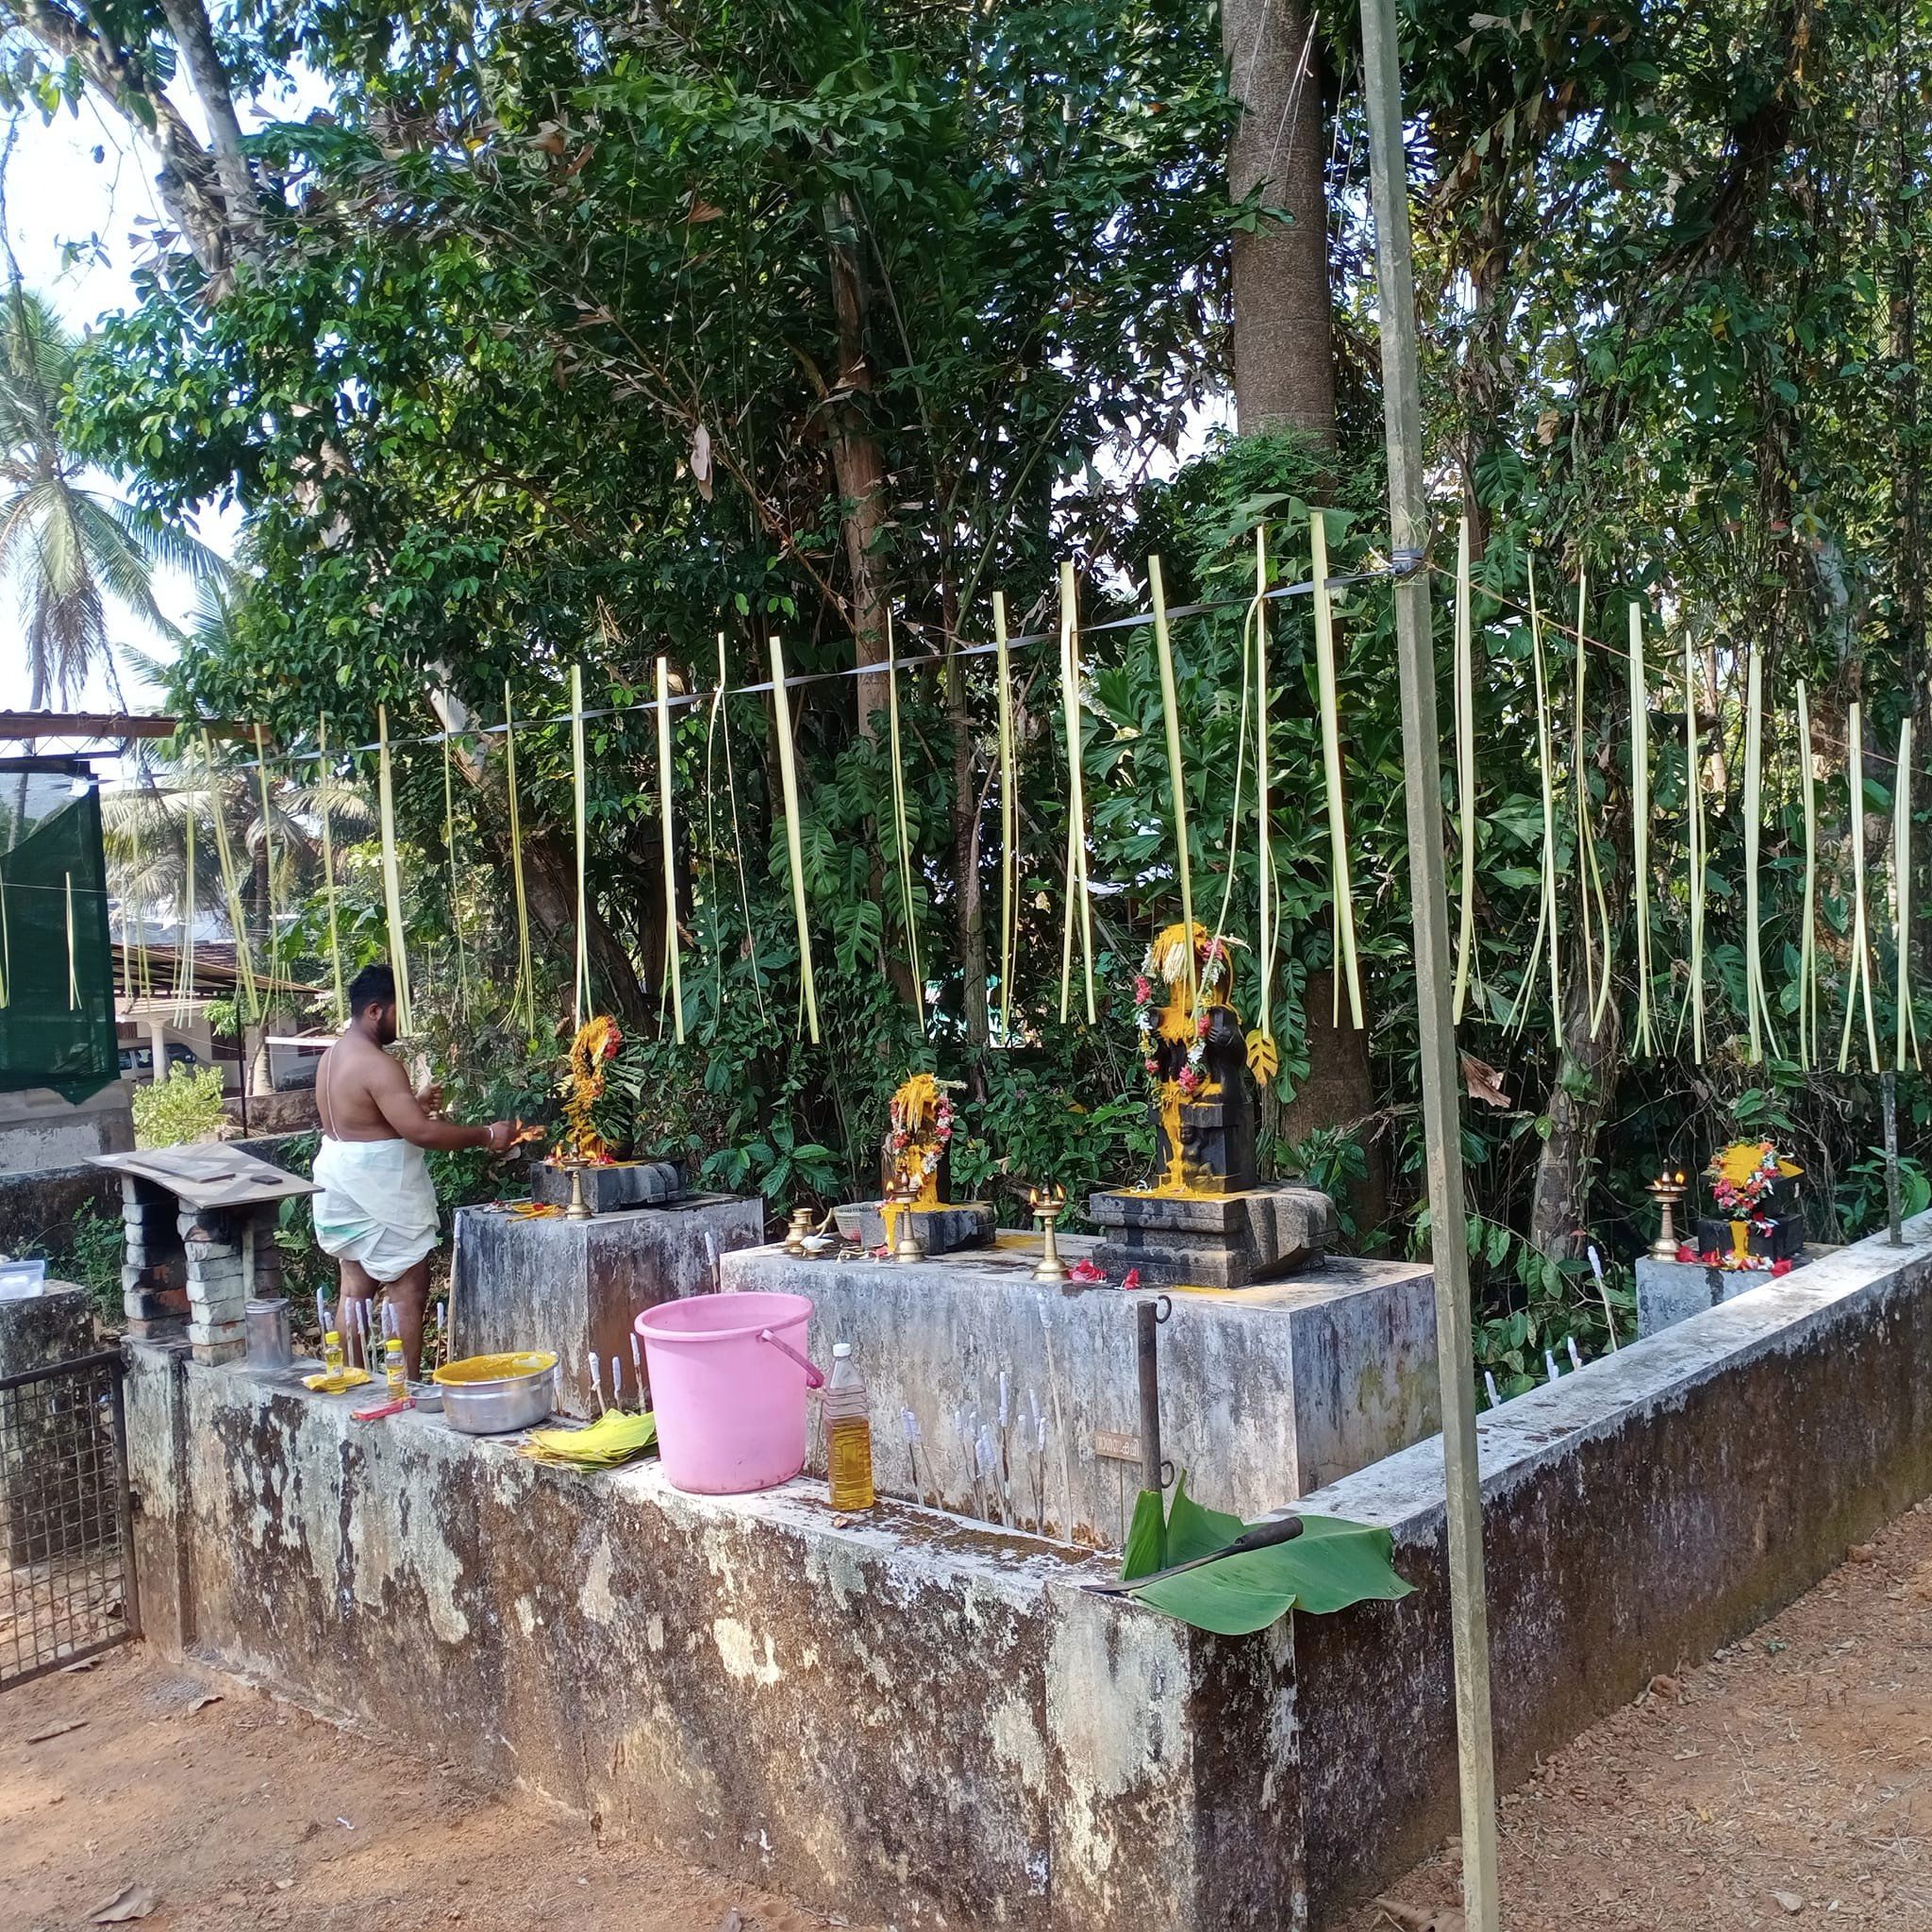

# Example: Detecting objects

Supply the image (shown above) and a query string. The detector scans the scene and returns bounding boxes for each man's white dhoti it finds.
[310,1135,441,1282]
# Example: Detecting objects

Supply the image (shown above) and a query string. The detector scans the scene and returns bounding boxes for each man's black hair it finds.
[347,962,397,1014]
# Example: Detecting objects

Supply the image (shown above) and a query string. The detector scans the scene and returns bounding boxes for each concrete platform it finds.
[722,1237,1440,1542]
[454,1193,763,1416]
[117,1213,1932,1931]
[123,1345,1295,1932]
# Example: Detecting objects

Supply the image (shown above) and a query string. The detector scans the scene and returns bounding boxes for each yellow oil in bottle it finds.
[383,1338,408,1404]
[823,1341,875,1511]
[827,1413,875,1511]
[322,1329,344,1378]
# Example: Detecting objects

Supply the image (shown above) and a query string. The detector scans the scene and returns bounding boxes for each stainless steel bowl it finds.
[432,1352,557,1435]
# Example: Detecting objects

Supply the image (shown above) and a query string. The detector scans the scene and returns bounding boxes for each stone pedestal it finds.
[835,1201,995,1254]
[529,1158,683,1213]
[1087,1180,1337,1289]
[721,1240,1439,1544]
[454,1194,764,1418]
[1636,1244,1834,1339]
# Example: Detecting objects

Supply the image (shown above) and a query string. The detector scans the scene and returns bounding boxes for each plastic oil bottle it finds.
[383,1336,408,1405]
[824,1342,875,1511]
[321,1328,345,1381]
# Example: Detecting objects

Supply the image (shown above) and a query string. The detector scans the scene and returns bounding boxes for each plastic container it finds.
[383,1338,408,1405]
[823,1342,875,1511]
[636,1291,818,1494]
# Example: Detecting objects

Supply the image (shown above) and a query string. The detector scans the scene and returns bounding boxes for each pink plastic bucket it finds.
[636,1292,819,1494]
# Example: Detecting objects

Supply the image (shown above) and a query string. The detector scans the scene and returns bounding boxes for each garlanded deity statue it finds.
[1132,924,1257,1196]
[554,1014,625,1165]
[1690,1140,1805,1271]
[882,1072,958,1208]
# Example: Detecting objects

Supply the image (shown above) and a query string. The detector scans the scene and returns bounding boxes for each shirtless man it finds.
[312,962,516,1375]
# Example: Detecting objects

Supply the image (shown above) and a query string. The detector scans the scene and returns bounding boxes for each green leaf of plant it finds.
[1118,1474,1411,1637]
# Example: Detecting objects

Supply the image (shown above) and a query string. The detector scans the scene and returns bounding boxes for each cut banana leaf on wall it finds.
[1117,1475,1412,1637]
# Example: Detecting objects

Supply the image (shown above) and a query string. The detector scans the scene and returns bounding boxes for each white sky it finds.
[2,105,241,719]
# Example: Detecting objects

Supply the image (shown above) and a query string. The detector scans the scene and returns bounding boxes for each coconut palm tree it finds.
[0,287,224,707]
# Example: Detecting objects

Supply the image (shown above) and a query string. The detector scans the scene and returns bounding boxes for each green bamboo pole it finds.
[1796,680,1817,1069]
[570,664,591,1029]
[374,706,411,1035]
[1573,573,1614,1039]
[1148,557,1196,1008]
[1310,510,1363,1026]
[1058,561,1095,1025]
[1626,604,1654,1056]
[1741,647,1778,1062]
[1676,635,1705,1063]
[1896,717,1920,1072]
[769,637,821,1044]
[1359,0,1501,1910]
[209,731,261,1025]
[1840,701,1880,1073]
[175,790,195,1026]
[656,657,686,1044]
[993,591,1019,1035]
[885,610,925,1032]
[253,723,277,987]
[502,684,537,1037]
[1255,527,1273,1038]
[317,717,346,1025]
[441,710,467,1016]
[64,872,77,1010]
[1451,515,1477,1023]
[1509,561,1561,1040]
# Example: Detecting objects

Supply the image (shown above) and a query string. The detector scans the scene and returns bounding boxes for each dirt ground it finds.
[1342,1497,1932,1932]
[0,1649,875,1932]
[5,1502,1931,1932]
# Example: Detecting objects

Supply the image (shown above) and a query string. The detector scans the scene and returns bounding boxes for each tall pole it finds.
[1357,3,1502,1925]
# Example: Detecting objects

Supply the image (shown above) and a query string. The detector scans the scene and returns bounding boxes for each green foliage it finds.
[61,1206,125,1329]
[131,1065,228,1148]
[1119,1475,1413,1636]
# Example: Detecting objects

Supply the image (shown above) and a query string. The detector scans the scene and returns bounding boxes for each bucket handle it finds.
[758,1327,825,1390]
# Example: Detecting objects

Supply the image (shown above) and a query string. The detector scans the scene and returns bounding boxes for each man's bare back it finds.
[311,963,515,1374]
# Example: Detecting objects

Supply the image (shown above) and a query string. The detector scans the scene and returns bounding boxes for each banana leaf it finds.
[1118,1474,1412,1638]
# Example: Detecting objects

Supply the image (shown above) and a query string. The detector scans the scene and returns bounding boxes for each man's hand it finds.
[483,1120,518,1156]
[417,1080,446,1115]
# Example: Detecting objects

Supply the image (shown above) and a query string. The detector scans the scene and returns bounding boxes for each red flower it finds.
[1144,1057,1160,1075]
[1177,1066,1201,1094]
[1122,1268,1141,1291]
[1134,975,1154,1004]
[1675,1242,1698,1263]
[1068,1258,1107,1283]
[1771,1257,1794,1276]
[1195,1012,1211,1038]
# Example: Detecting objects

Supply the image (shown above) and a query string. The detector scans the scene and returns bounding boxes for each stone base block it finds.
[1635,1245,1834,1338]
[1088,1180,1337,1288]
[454,1192,765,1418]
[188,1317,247,1347]
[837,1200,995,1254]
[529,1158,683,1213]
[190,1338,246,1365]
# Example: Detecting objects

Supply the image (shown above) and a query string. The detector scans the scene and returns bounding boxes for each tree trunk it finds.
[825,195,892,738]
[155,0,263,263]
[1527,948,1626,1264]
[1220,0,1336,448]
[1279,969,1386,1232]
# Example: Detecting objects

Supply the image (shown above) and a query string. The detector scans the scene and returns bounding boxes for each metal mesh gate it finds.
[0,1349,139,1689]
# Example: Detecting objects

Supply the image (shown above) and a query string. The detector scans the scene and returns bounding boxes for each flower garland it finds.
[888,1075,955,1184]
[1134,925,1231,1097]
[1707,1140,1783,1218]
[556,1013,624,1164]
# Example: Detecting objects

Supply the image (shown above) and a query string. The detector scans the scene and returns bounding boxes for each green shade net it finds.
[0,760,119,1101]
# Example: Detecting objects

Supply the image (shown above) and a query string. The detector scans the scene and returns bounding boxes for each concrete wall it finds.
[0,1084,133,1175]
[1291,1214,1932,1924]
[125,1346,1299,1932]
[724,1243,1439,1545]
